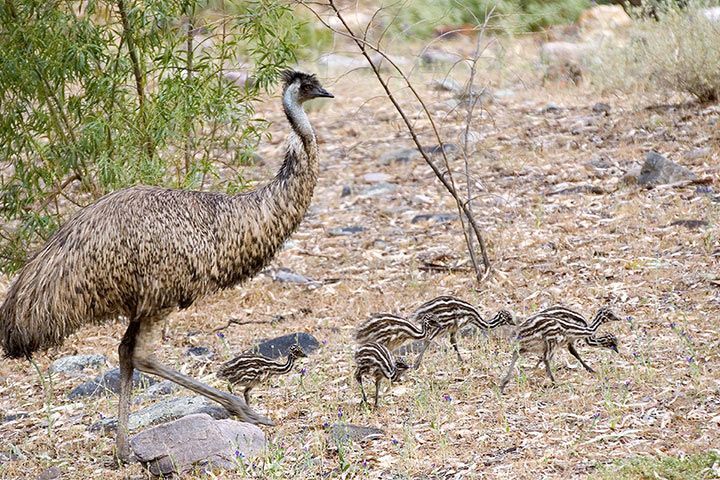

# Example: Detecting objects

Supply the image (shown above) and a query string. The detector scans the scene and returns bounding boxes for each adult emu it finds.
[0,70,333,462]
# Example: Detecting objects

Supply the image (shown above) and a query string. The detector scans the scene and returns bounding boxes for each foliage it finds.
[387,0,591,36]
[591,451,720,480]
[591,0,720,102]
[0,0,303,273]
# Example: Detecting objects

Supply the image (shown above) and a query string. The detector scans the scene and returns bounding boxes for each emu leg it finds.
[449,330,463,363]
[355,371,367,405]
[499,351,519,394]
[374,375,381,409]
[567,342,594,373]
[243,387,252,406]
[133,319,274,426]
[542,341,556,383]
[116,320,141,463]
[413,339,432,369]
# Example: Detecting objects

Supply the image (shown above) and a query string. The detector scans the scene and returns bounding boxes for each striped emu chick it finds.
[354,313,432,352]
[217,345,307,405]
[354,343,410,408]
[499,306,621,392]
[410,295,515,368]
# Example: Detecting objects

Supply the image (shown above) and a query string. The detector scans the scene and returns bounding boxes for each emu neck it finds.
[587,313,605,333]
[276,355,295,375]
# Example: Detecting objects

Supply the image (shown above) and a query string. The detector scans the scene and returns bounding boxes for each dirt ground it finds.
[1,25,720,480]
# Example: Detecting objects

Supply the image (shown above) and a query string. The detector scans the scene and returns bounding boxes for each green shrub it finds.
[591,1,720,102]
[0,0,303,273]
[388,0,591,36]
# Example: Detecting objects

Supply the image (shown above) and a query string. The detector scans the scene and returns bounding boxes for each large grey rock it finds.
[330,423,384,444]
[69,368,156,399]
[638,151,696,186]
[255,332,320,359]
[50,354,106,374]
[131,413,265,476]
[264,267,318,285]
[91,395,230,433]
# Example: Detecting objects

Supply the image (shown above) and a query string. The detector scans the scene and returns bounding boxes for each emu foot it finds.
[225,398,275,427]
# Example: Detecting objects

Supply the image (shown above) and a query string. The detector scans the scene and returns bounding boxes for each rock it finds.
[359,183,398,197]
[637,151,696,186]
[36,466,62,480]
[255,332,320,359]
[264,267,318,285]
[684,147,712,160]
[49,354,106,374]
[131,413,265,476]
[540,42,591,83]
[318,53,367,71]
[91,396,231,433]
[329,423,384,444]
[411,213,458,224]
[363,172,393,183]
[142,380,179,399]
[69,368,156,399]
[186,346,213,358]
[425,143,459,156]
[420,48,464,65]
[1,412,29,423]
[577,5,631,32]
[542,102,562,113]
[592,102,611,115]
[379,148,421,165]
[702,6,720,22]
[341,185,352,197]
[431,78,462,94]
[669,220,708,230]
[328,226,366,237]
[222,70,253,88]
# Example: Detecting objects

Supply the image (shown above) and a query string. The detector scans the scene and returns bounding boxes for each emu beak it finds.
[315,87,334,98]
[611,345,619,353]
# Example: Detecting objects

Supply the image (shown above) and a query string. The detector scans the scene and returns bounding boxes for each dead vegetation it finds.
[1,10,720,480]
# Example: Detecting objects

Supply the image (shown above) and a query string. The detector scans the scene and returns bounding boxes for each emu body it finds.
[354,313,431,352]
[354,343,409,408]
[0,70,333,463]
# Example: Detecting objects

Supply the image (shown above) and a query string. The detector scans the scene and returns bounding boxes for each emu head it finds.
[392,358,411,380]
[590,333,619,353]
[288,344,307,359]
[281,70,333,103]
[596,306,621,324]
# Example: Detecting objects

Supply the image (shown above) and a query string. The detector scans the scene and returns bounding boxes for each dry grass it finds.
[1,32,720,479]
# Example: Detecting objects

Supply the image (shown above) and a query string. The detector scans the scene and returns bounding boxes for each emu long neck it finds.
[273,355,296,375]
[587,313,605,333]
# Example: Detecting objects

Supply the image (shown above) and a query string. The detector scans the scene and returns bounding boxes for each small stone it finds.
[141,380,179,399]
[542,103,562,113]
[91,396,231,433]
[684,147,712,160]
[328,226,366,237]
[424,143,459,156]
[363,172,393,183]
[131,413,265,476]
[592,102,611,114]
[340,185,352,198]
[1,412,29,423]
[69,368,156,399]
[379,148,420,165]
[36,466,62,480]
[702,6,720,22]
[420,49,464,65]
[411,213,458,224]
[638,151,695,186]
[186,346,213,358]
[49,354,106,374]
[264,267,317,285]
[669,219,708,229]
[431,78,462,93]
[360,183,398,197]
[330,423,384,444]
[255,332,320,359]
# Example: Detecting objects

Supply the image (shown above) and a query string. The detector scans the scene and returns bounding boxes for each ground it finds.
[1,23,720,480]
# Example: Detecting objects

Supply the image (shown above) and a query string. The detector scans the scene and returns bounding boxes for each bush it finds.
[591,1,720,102]
[0,0,305,273]
[388,0,591,36]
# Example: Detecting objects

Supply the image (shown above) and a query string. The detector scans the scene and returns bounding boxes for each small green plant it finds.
[591,451,720,480]
[591,1,720,102]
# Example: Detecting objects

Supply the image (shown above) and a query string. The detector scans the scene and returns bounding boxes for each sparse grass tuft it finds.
[591,1,720,102]
[591,451,720,480]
